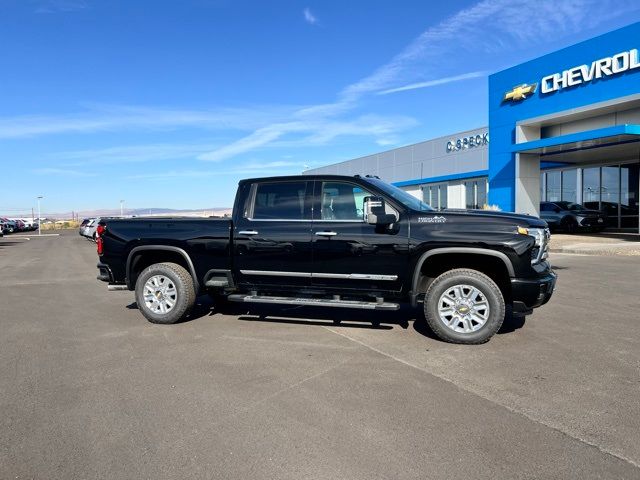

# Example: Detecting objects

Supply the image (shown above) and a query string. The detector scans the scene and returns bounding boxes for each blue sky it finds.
[1,0,640,214]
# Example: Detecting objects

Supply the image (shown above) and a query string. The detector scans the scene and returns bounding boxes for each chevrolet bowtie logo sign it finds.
[503,83,537,102]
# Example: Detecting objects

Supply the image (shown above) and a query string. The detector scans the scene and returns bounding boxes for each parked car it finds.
[21,219,37,231]
[79,218,94,237]
[14,220,26,232]
[1,218,16,233]
[84,218,101,240]
[540,201,606,233]
[96,174,556,345]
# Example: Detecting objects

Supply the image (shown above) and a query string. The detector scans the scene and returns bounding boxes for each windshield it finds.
[556,201,587,211]
[364,178,434,211]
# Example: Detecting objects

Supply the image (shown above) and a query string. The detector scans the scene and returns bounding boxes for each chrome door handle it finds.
[315,231,337,237]
[238,230,259,235]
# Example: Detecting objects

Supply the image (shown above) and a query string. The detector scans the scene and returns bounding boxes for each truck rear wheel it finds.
[135,262,196,324]
[423,268,505,344]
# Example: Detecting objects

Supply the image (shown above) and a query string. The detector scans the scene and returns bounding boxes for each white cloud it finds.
[55,143,222,165]
[35,0,87,14]
[32,168,97,177]
[0,104,296,139]
[377,71,487,95]
[196,0,639,163]
[343,0,640,98]
[197,123,297,162]
[303,8,317,25]
[125,159,302,181]
[6,0,640,170]
[197,114,417,162]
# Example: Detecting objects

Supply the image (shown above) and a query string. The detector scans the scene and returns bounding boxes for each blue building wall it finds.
[488,22,640,212]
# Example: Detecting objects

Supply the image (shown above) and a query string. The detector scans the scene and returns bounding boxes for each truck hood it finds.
[570,209,603,216]
[436,208,548,228]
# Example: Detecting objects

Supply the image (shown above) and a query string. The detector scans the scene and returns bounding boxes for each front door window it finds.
[320,182,370,221]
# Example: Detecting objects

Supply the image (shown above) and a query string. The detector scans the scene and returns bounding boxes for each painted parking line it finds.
[10,233,60,238]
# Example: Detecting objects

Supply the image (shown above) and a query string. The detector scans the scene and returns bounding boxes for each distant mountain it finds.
[6,207,233,220]
[79,207,233,218]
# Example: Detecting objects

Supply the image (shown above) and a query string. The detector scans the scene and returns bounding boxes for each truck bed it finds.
[99,217,232,288]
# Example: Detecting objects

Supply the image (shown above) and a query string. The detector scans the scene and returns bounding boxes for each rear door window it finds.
[250,181,311,220]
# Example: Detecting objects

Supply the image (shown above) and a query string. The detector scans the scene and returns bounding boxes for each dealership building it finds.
[306,22,640,231]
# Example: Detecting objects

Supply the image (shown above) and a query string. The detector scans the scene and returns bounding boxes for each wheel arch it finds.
[126,246,200,293]
[410,247,514,307]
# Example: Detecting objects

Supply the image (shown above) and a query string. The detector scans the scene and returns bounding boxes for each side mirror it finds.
[364,196,396,225]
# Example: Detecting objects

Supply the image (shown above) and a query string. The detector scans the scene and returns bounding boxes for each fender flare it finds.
[126,245,200,293]
[410,247,514,307]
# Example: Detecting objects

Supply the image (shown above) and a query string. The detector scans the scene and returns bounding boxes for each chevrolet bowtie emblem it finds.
[503,83,537,102]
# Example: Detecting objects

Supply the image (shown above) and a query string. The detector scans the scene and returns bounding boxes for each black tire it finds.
[423,268,505,345]
[561,216,578,233]
[135,262,196,324]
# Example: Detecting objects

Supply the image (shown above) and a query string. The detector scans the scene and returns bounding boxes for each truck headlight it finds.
[518,226,550,263]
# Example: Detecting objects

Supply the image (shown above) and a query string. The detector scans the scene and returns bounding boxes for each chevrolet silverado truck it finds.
[96,175,556,344]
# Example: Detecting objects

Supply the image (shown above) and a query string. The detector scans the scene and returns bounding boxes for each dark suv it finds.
[540,201,606,233]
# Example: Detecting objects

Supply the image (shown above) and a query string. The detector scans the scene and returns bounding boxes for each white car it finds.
[79,218,96,239]
[84,218,101,241]
[21,219,36,230]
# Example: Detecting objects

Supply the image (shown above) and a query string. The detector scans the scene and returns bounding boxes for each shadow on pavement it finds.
[215,298,412,330]
[498,309,527,334]
[127,295,527,340]
[0,241,27,249]
[239,315,394,331]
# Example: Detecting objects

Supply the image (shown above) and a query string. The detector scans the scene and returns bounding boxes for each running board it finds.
[227,294,400,311]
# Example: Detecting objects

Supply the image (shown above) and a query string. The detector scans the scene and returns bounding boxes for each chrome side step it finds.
[227,294,400,311]
[107,284,129,291]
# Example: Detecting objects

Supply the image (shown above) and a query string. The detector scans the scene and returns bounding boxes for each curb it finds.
[550,247,640,256]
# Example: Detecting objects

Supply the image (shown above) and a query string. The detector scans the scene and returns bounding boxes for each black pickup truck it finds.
[96,174,556,344]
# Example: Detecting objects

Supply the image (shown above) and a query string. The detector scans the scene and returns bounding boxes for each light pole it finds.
[37,195,43,236]
[120,199,124,217]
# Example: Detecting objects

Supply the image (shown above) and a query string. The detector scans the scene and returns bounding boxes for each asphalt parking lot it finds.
[1,231,640,479]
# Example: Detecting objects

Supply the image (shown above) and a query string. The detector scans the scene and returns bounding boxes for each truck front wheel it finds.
[135,262,196,324]
[423,268,505,344]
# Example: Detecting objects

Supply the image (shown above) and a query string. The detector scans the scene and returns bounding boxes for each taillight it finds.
[96,224,105,255]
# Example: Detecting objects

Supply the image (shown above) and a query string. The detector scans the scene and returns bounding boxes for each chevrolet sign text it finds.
[541,48,640,94]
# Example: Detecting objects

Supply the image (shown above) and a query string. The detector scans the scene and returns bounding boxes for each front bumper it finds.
[579,216,606,227]
[511,269,557,314]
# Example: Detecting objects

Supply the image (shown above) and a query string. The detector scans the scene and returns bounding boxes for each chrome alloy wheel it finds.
[437,284,490,334]
[143,275,178,315]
